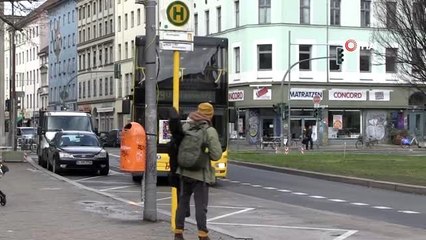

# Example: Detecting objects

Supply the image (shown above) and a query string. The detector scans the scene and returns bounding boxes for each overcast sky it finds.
[4,0,46,16]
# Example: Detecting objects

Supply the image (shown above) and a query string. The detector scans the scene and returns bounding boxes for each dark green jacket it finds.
[176,121,222,184]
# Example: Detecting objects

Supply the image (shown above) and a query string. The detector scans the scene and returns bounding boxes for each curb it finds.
[230,160,426,195]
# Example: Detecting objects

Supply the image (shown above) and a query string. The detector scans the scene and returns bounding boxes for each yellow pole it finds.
[171,50,180,231]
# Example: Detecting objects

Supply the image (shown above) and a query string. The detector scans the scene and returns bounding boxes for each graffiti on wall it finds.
[365,111,387,140]
[247,110,260,144]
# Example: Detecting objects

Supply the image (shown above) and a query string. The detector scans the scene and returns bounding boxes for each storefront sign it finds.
[329,89,367,101]
[253,87,271,100]
[228,89,244,102]
[369,90,391,101]
[290,88,323,100]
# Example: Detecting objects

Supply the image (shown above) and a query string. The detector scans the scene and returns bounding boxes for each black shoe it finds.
[174,233,184,240]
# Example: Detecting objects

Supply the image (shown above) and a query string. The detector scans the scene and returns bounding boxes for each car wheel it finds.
[99,166,109,176]
[52,157,60,174]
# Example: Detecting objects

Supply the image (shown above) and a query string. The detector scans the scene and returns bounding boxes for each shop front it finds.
[229,84,414,145]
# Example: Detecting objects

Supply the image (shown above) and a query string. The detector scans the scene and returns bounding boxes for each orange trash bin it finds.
[120,122,146,172]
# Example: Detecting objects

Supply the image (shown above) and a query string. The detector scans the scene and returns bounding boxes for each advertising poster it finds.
[333,115,343,129]
[159,120,171,144]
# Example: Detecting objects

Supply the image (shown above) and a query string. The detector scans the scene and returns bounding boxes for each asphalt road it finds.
[95,147,426,239]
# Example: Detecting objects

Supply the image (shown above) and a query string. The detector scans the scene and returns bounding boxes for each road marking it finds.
[397,210,420,214]
[100,186,133,192]
[309,195,326,199]
[350,202,369,206]
[229,180,241,183]
[277,189,291,192]
[263,187,277,190]
[328,199,347,202]
[75,176,102,182]
[109,170,126,175]
[292,192,307,196]
[372,206,392,210]
[251,185,263,188]
[40,187,62,191]
[209,222,358,240]
[207,208,255,222]
[240,182,251,185]
[109,153,120,158]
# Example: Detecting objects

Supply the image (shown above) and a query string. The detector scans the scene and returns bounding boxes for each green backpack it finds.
[177,122,210,170]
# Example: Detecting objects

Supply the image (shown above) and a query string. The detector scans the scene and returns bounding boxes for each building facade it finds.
[114,0,146,128]
[47,0,78,111]
[194,0,426,144]
[77,0,116,132]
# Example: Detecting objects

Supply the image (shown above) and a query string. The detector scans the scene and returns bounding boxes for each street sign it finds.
[159,0,193,32]
[345,39,357,52]
[159,41,193,51]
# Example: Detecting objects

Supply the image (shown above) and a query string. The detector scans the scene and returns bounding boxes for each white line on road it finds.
[292,192,308,196]
[350,202,369,206]
[372,206,392,210]
[229,180,241,183]
[209,222,358,237]
[100,185,133,192]
[75,176,102,182]
[251,185,263,187]
[240,182,251,185]
[328,199,347,202]
[277,189,291,192]
[207,208,255,222]
[397,210,420,214]
[309,195,326,199]
[109,153,120,158]
[263,187,277,190]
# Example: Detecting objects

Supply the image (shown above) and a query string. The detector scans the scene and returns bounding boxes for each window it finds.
[93,79,97,97]
[78,82,81,99]
[110,46,113,63]
[328,110,361,139]
[205,11,209,35]
[118,16,121,32]
[110,19,113,33]
[299,45,311,70]
[257,44,272,70]
[235,1,240,27]
[110,77,113,95]
[125,42,128,59]
[87,5,90,17]
[87,52,91,69]
[194,14,198,36]
[94,25,97,38]
[234,47,240,73]
[105,48,108,65]
[131,11,134,28]
[386,1,396,28]
[99,78,103,96]
[360,48,371,72]
[330,0,341,26]
[386,48,397,73]
[137,9,141,25]
[105,20,108,34]
[99,23,102,36]
[93,2,96,15]
[93,50,97,68]
[125,13,128,30]
[413,1,425,29]
[105,77,108,96]
[360,0,371,27]
[88,80,91,98]
[412,48,422,73]
[131,40,134,57]
[300,0,310,24]
[118,44,122,61]
[259,0,271,24]
[329,46,341,71]
[99,0,102,12]
[99,49,103,66]
[217,7,221,32]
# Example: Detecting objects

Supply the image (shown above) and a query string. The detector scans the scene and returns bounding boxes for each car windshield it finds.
[47,116,92,131]
[58,133,100,147]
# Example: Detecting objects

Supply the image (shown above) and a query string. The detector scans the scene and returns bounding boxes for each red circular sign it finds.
[313,95,321,104]
[345,39,357,52]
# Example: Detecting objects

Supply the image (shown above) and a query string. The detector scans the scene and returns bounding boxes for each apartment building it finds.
[4,6,49,127]
[47,0,78,111]
[194,0,425,144]
[77,0,116,132]
[114,0,146,128]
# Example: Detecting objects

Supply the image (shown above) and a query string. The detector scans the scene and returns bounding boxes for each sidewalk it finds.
[0,156,236,240]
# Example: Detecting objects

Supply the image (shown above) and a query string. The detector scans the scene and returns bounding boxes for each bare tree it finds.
[372,0,426,94]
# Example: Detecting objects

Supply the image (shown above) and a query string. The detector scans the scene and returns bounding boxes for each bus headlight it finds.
[215,162,226,169]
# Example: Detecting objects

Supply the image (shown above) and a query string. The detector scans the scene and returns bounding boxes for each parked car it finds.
[102,129,122,147]
[46,131,109,175]
[17,127,37,150]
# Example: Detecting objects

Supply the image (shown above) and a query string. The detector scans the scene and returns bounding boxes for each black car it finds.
[46,131,109,175]
[102,129,122,147]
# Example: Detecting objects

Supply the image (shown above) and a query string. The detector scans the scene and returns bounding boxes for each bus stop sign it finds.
[167,1,190,27]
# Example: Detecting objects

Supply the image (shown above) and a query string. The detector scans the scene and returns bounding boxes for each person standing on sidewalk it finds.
[174,102,222,240]
[304,125,313,150]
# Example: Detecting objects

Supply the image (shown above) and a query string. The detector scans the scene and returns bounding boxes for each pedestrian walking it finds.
[303,125,313,150]
[174,102,222,240]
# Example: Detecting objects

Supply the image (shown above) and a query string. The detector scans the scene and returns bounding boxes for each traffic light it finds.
[313,108,323,119]
[5,99,10,112]
[17,99,21,109]
[336,47,344,65]
[282,104,289,120]
[114,63,122,79]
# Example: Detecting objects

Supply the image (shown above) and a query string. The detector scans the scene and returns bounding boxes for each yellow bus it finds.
[131,36,229,181]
